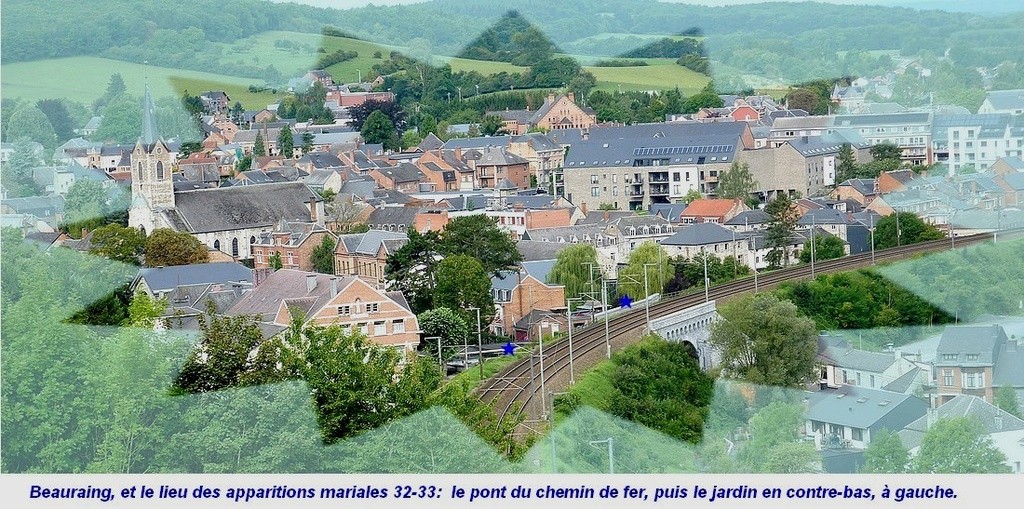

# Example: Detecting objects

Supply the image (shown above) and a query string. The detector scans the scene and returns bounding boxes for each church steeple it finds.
[141,83,158,146]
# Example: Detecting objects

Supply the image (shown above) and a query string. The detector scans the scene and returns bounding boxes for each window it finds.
[214,239,220,251]
[374,321,386,336]
[393,319,405,333]
[869,375,875,388]
[941,353,958,361]
[811,420,824,433]
[856,372,862,386]
[337,305,351,315]
[136,162,142,179]
[591,186,600,197]
[367,302,379,313]
[250,236,256,245]
[591,175,599,184]
[965,354,979,361]
[358,322,368,335]
[156,161,164,180]
[842,370,849,383]
[852,428,863,441]
[231,238,239,257]
[287,251,294,265]
[943,370,953,387]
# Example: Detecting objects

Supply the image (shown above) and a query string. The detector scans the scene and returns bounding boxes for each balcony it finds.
[649,184,669,196]
[626,189,645,197]
[649,176,669,183]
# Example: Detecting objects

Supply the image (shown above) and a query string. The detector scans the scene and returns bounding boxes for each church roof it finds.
[142,84,158,146]
[172,182,320,233]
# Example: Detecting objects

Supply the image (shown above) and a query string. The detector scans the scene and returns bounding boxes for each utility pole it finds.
[468,306,483,378]
[701,250,709,302]
[870,214,876,264]
[566,297,583,384]
[588,438,615,474]
[810,214,816,278]
[602,278,610,358]
[642,264,656,332]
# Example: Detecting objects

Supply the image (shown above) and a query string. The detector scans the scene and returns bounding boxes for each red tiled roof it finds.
[681,198,740,218]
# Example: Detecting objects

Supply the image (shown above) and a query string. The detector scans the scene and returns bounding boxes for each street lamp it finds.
[467,306,483,378]
[566,297,584,384]
[643,263,660,330]
[588,437,615,474]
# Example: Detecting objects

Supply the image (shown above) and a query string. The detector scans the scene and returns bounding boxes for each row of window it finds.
[337,301,380,315]
[214,236,258,258]
[349,319,405,336]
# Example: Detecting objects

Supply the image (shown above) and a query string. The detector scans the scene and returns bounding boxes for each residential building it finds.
[932,114,1024,174]
[132,262,254,299]
[897,395,1024,464]
[932,324,1016,405]
[978,89,1024,115]
[491,260,566,336]
[680,198,748,224]
[659,222,750,267]
[831,178,879,206]
[805,385,927,451]
[488,92,597,135]
[226,269,421,351]
[817,334,928,394]
[558,122,753,212]
[738,133,872,199]
[250,221,334,272]
[833,112,933,165]
[333,230,408,285]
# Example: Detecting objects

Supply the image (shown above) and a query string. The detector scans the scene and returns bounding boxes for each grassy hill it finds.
[0,56,277,107]
[588,61,709,94]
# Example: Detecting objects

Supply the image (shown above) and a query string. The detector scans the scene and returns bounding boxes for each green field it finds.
[587,60,710,94]
[0,56,277,108]
[567,32,704,45]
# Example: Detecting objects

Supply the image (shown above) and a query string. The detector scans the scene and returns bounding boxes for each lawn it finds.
[1,56,277,108]
[552,358,617,425]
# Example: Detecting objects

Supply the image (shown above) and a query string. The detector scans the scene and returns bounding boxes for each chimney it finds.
[604,210,610,221]
[330,277,339,298]
[926,408,937,430]
[568,92,575,103]
[995,414,1004,431]
[547,92,555,103]
[455,147,463,161]
[581,201,588,215]
[309,197,318,222]
[306,273,317,293]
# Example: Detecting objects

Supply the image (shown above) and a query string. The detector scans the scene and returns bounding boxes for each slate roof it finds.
[557,122,747,169]
[339,178,377,200]
[934,324,1007,367]
[882,367,923,394]
[299,152,345,169]
[473,146,529,166]
[1,195,65,216]
[898,395,1024,450]
[837,178,877,196]
[513,133,563,152]
[982,89,1024,112]
[515,240,566,261]
[806,385,926,432]
[442,135,512,150]
[578,210,637,224]
[1000,172,1024,191]
[418,132,445,151]
[352,230,407,255]
[725,209,770,225]
[833,112,931,127]
[172,182,319,233]
[993,341,1024,387]
[376,163,424,183]
[227,270,360,320]
[820,344,897,373]
[650,203,688,223]
[522,259,557,283]
[797,208,855,225]
[521,224,612,246]
[660,223,736,246]
[138,262,253,292]
[366,206,422,228]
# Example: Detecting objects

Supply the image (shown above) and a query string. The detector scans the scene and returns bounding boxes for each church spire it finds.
[142,83,158,146]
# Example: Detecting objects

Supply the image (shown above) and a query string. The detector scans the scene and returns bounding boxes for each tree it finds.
[617,241,672,301]
[912,417,1011,473]
[63,179,108,224]
[872,212,944,249]
[253,131,267,157]
[709,293,818,387]
[547,244,601,303]
[93,95,142,144]
[360,110,396,148]
[861,428,909,473]
[418,307,470,361]
[740,401,819,473]
[125,292,168,328]
[349,99,407,131]
[836,143,858,183]
[481,115,506,136]
[716,162,757,201]
[105,73,127,103]
[311,235,335,274]
[89,223,146,265]
[664,252,749,294]
[682,188,702,204]
[995,385,1022,419]
[301,131,315,154]
[5,102,58,152]
[681,91,724,114]
[384,229,442,314]
[1,138,44,197]
[278,124,294,159]
[36,99,76,142]
[268,251,283,270]
[143,228,208,267]
[419,114,438,137]
[174,310,268,393]
[869,142,902,163]
[607,337,714,444]
[438,214,522,276]
[764,194,799,269]
[784,88,821,114]
[799,234,845,263]
[433,254,494,325]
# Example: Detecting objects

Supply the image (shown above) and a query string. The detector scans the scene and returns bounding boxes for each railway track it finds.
[475,228,1024,433]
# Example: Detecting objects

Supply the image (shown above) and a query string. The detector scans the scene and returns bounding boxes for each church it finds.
[128,86,325,260]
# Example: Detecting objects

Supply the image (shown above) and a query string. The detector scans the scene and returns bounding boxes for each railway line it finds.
[474,228,1024,434]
